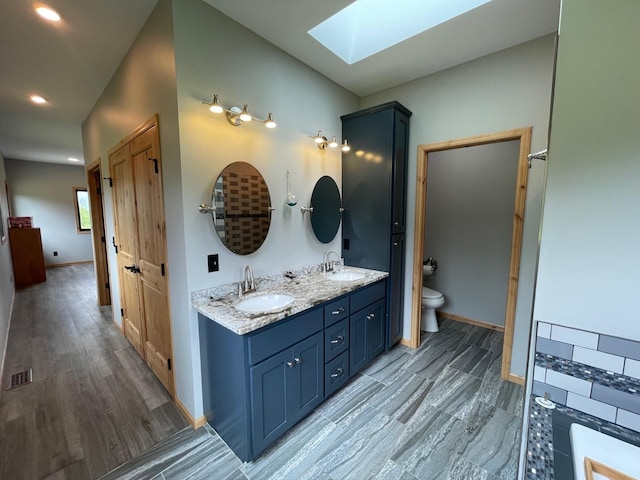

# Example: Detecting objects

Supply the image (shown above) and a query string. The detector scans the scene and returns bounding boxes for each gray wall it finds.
[0,152,15,380]
[425,140,520,326]
[533,0,640,339]
[81,0,189,412]
[4,159,93,266]
[361,35,556,377]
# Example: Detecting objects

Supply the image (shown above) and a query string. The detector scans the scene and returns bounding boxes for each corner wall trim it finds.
[399,338,414,349]
[508,373,525,385]
[175,396,207,429]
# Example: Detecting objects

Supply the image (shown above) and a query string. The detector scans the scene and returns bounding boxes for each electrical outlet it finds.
[53,251,58,256]
[208,254,219,273]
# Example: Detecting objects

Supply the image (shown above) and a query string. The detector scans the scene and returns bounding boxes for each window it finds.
[73,187,91,233]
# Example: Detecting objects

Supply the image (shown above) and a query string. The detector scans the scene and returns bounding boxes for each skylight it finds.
[308,0,492,64]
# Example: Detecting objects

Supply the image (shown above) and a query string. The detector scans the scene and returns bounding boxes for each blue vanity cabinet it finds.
[250,331,323,457]
[348,281,387,375]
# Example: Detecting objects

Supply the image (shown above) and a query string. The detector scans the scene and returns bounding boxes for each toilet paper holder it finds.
[423,257,438,272]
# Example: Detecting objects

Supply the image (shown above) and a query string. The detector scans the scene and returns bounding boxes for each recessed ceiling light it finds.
[36,6,61,22]
[68,157,79,162]
[30,95,47,104]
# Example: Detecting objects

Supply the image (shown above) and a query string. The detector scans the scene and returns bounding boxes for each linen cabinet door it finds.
[250,349,293,456]
[292,332,324,421]
[366,299,386,360]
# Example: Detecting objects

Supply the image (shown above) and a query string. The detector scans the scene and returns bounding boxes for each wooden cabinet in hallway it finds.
[109,115,174,396]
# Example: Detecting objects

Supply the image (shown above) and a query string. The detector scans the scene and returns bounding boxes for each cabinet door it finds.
[292,332,324,421]
[391,111,410,234]
[387,235,405,348]
[367,299,386,360]
[349,309,368,375]
[250,349,293,455]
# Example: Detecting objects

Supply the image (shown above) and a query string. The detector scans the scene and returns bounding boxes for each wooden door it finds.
[129,125,174,394]
[110,145,145,357]
[87,159,111,306]
[109,116,174,395]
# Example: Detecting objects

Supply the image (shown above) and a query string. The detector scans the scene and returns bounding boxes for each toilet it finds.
[421,259,444,332]
[421,287,445,332]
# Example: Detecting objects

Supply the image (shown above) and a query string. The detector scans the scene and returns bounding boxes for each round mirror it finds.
[310,176,342,243]
[211,162,272,255]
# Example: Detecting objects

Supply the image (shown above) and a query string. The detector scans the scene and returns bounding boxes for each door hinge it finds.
[97,187,102,196]
[149,158,159,174]
[161,263,165,276]
[105,282,110,289]
[120,308,124,317]
[112,237,118,253]
[167,358,172,371]
[104,177,113,187]
[101,236,106,243]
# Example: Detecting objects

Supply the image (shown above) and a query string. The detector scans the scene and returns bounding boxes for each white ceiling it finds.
[0,0,559,166]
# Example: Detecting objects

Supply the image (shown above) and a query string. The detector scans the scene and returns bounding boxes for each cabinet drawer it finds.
[324,318,349,362]
[350,280,386,313]
[323,297,349,326]
[248,308,323,365]
[325,351,349,397]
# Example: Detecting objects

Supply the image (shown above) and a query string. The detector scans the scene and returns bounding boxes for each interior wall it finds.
[361,35,556,377]
[0,152,15,380]
[4,159,93,266]
[171,0,359,417]
[532,0,640,339]
[80,0,189,409]
[425,140,520,327]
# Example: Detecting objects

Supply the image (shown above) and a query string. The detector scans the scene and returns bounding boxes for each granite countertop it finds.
[191,264,388,335]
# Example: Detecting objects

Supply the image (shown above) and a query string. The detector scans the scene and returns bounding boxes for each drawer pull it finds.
[294,357,302,364]
[330,335,344,345]
[331,307,345,315]
[286,361,294,368]
[330,368,344,378]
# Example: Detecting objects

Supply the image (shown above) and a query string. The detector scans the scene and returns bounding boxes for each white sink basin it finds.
[326,271,366,282]
[570,423,640,480]
[235,294,295,313]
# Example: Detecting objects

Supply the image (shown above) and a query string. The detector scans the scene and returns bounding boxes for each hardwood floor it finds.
[100,319,524,480]
[0,264,187,480]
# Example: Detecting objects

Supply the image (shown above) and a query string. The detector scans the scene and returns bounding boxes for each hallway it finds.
[0,264,186,479]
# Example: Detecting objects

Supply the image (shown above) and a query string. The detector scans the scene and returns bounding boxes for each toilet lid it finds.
[422,287,442,299]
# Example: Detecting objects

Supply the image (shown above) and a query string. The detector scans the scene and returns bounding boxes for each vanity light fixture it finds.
[310,131,350,151]
[202,94,276,128]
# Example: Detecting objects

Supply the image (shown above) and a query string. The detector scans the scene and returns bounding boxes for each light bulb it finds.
[209,95,223,113]
[329,136,338,148]
[239,105,252,122]
[31,95,47,104]
[314,131,324,143]
[341,140,351,152]
[265,113,276,129]
[36,6,61,22]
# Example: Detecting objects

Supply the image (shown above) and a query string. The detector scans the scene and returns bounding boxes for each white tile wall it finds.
[567,392,617,422]
[537,322,551,339]
[572,346,625,374]
[617,409,640,432]
[551,325,599,349]
[534,366,546,382]
[624,358,640,380]
[546,369,592,397]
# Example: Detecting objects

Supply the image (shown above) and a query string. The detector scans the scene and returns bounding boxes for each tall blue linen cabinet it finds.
[341,101,412,349]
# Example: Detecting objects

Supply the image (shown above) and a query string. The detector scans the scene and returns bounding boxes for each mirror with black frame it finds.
[210,161,272,255]
[309,175,342,243]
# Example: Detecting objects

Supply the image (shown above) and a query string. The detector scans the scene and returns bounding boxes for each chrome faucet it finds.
[323,250,342,272]
[239,265,256,296]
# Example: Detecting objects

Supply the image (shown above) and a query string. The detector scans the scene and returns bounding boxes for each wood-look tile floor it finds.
[0,264,187,480]
[101,320,524,480]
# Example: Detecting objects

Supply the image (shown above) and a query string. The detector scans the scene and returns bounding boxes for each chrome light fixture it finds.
[202,94,276,128]
[310,130,350,151]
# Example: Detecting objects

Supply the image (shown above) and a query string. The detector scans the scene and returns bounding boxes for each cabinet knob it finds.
[394,221,399,226]
[330,368,344,378]
[286,361,294,368]
[366,313,376,320]
[294,357,301,364]
[393,242,398,246]
[331,308,345,315]
[330,335,344,345]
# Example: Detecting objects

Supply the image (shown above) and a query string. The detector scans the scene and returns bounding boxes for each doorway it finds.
[108,114,175,396]
[87,159,111,306]
[410,127,532,383]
